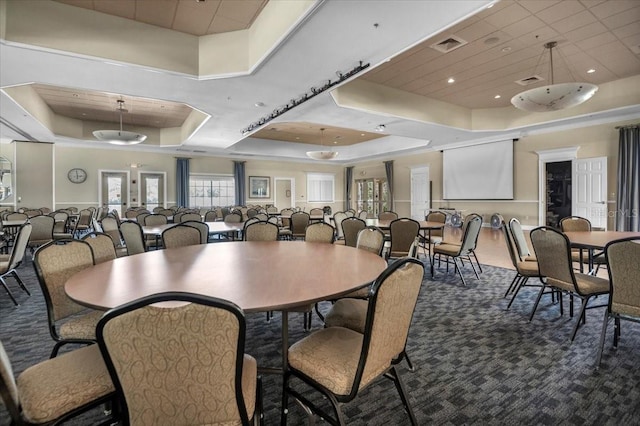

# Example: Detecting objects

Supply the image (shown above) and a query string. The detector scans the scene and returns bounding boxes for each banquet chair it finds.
[161,224,202,249]
[119,221,146,256]
[73,208,93,238]
[509,218,536,262]
[178,212,201,223]
[596,237,640,366]
[51,211,72,240]
[33,239,103,357]
[244,221,279,242]
[27,215,54,254]
[358,210,368,220]
[282,258,424,425]
[559,216,606,273]
[529,226,609,341]
[500,216,544,310]
[305,222,335,244]
[24,208,43,218]
[82,232,117,264]
[141,213,167,226]
[289,211,309,240]
[224,212,243,223]
[0,223,32,306]
[387,218,420,260]
[333,211,348,243]
[378,211,398,221]
[433,214,482,286]
[97,292,263,426]
[419,211,446,257]
[182,220,210,244]
[341,217,366,247]
[204,210,218,222]
[0,340,116,426]
[135,212,150,224]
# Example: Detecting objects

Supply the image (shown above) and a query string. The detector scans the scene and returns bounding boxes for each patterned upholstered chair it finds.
[120,221,146,256]
[378,211,398,221]
[82,232,117,264]
[27,215,54,254]
[0,340,115,425]
[51,211,72,240]
[596,237,640,366]
[178,212,201,223]
[304,222,335,244]
[290,211,310,240]
[97,292,262,426]
[33,240,103,357]
[244,221,279,242]
[341,217,366,247]
[73,208,94,238]
[0,223,32,306]
[559,215,606,273]
[282,258,424,425]
[181,220,210,244]
[141,213,167,226]
[387,218,420,260]
[529,226,609,341]
[333,211,348,243]
[433,214,482,286]
[161,224,202,249]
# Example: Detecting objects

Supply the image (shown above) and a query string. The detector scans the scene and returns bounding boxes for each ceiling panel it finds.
[252,122,386,147]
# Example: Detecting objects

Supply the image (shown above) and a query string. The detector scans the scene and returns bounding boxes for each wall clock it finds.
[67,168,87,184]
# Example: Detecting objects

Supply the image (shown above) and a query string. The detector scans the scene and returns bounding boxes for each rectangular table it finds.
[564,230,640,272]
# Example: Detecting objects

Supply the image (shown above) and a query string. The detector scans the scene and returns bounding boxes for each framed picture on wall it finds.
[249,176,270,198]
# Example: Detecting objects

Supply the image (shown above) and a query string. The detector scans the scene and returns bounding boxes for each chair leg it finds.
[507,276,528,310]
[570,296,590,341]
[0,276,18,306]
[529,284,547,322]
[9,269,30,296]
[595,309,610,367]
[453,258,467,286]
[467,255,480,280]
[614,317,621,348]
[388,366,418,426]
[281,371,290,426]
[504,274,520,297]
[471,251,483,273]
[402,350,415,372]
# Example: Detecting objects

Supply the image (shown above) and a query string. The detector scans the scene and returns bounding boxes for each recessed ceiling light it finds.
[360,133,365,136]
[501,46,512,52]
[494,95,501,99]
[447,77,455,84]
[333,141,338,144]
[375,124,386,132]
[587,69,596,74]
[487,3,494,8]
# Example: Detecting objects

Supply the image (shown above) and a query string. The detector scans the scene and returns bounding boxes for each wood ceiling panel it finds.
[253,122,385,146]
[93,0,136,19]
[172,0,220,36]
[135,0,178,28]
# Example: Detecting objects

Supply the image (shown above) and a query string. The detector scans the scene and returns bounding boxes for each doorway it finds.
[139,172,166,211]
[410,166,430,220]
[274,178,294,210]
[99,171,129,217]
[545,161,571,227]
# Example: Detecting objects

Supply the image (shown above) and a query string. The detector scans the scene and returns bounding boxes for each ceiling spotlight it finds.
[375,124,386,132]
[494,95,501,99]
[447,77,455,84]
[587,69,596,74]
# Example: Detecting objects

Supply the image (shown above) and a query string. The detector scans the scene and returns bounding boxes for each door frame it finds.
[410,166,430,220]
[535,147,579,227]
[138,171,167,210]
[98,169,131,212]
[274,177,295,209]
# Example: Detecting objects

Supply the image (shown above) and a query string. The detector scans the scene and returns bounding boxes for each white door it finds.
[410,167,430,220]
[274,178,294,209]
[100,171,129,217]
[140,172,166,211]
[573,157,607,230]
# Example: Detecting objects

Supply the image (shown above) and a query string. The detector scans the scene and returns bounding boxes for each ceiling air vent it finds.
[515,75,545,86]
[430,35,467,53]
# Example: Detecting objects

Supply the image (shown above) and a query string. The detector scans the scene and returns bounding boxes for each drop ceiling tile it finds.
[453,20,500,43]
[516,0,562,15]
[483,2,532,28]
[550,10,598,34]
[563,21,608,44]
[93,0,136,20]
[621,34,640,51]
[216,0,266,25]
[612,21,640,39]
[173,0,220,36]
[536,1,586,24]
[601,6,640,31]
[208,15,246,34]
[589,0,639,19]
[575,31,618,51]
[501,15,547,39]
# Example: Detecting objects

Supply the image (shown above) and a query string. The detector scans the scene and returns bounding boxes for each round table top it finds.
[365,219,445,230]
[65,241,388,312]
[142,221,244,235]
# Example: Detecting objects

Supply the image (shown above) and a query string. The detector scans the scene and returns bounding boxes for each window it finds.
[356,178,388,216]
[307,173,335,203]
[189,175,235,208]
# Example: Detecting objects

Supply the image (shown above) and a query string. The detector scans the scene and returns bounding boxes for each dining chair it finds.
[142,213,167,226]
[0,223,32,306]
[23,208,43,218]
[559,216,606,273]
[73,208,94,238]
[341,217,366,247]
[419,210,446,258]
[282,258,424,425]
[178,212,201,223]
[182,220,210,244]
[97,292,262,426]
[51,211,72,240]
[33,239,103,357]
[357,210,368,220]
[290,211,310,240]
[378,211,398,221]
[119,220,146,256]
[135,212,150,224]
[387,218,420,260]
[500,216,544,310]
[161,223,202,249]
[305,222,335,243]
[27,215,54,254]
[0,340,116,426]
[204,210,218,222]
[529,226,609,341]
[509,218,536,262]
[82,232,118,264]
[333,211,348,242]
[595,237,640,366]
[244,221,279,241]
[433,214,482,286]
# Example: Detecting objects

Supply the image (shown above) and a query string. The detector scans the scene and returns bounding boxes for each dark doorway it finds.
[545,161,572,227]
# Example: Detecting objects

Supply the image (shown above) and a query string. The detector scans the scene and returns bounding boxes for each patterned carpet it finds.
[1,255,639,425]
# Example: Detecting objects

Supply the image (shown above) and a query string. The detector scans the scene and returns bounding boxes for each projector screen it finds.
[443,139,514,200]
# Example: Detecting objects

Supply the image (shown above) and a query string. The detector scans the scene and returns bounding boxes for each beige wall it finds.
[14,141,53,210]
[6,118,633,222]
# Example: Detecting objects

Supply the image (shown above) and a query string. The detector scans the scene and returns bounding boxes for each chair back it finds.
[244,221,279,241]
[309,208,324,216]
[356,226,385,256]
[266,206,278,214]
[426,211,446,238]
[82,232,117,264]
[459,214,482,253]
[358,210,368,220]
[605,238,640,318]
[182,221,209,244]
[305,222,335,244]
[76,209,93,226]
[333,212,348,239]
[352,258,424,394]
[342,217,366,247]
[290,212,310,237]
[224,212,243,223]
[28,215,55,247]
[135,212,150,224]
[559,216,591,232]
[120,221,146,255]
[378,211,398,221]
[51,211,70,233]
[204,210,218,222]
[389,218,420,258]
[142,214,167,226]
[7,223,32,271]
[0,340,21,422]
[246,208,258,219]
[157,209,174,219]
[24,209,43,218]
[124,210,139,219]
[530,226,575,291]
[6,212,28,221]
[345,209,356,218]
[162,224,202,249]
[178,212,201,223]
[509,218,533,260]
[499,216,522,270]
[34,240,95,322]
[97,292,254,426]
[100,216,122,247]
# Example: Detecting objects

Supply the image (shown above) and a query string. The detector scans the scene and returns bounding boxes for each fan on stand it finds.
[490,213,502,229]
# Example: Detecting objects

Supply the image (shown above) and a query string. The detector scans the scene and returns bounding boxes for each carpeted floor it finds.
[1,255,639,425]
